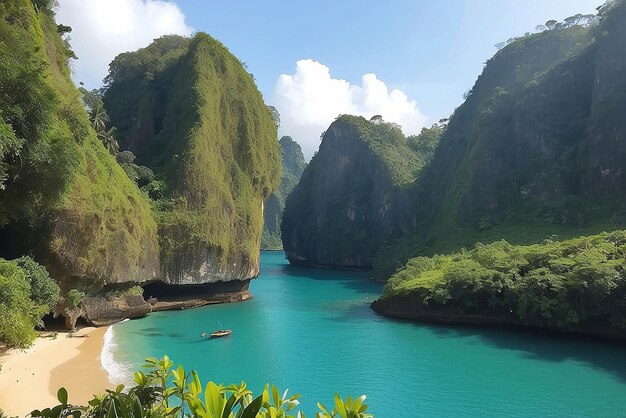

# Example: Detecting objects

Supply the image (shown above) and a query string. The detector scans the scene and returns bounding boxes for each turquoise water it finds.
[107,252,626,417]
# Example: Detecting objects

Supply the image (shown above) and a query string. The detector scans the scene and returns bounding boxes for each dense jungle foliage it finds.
[0,256,59,347]
[379,230,626,334]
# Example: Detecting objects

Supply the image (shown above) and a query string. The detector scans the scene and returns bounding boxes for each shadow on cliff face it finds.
[383,315,626,385]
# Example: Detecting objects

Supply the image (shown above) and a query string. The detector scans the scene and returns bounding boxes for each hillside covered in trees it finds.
[368,0,626,335]
[373,231,626,338]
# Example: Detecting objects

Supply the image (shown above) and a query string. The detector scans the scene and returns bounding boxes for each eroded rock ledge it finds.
[61,280,252,329]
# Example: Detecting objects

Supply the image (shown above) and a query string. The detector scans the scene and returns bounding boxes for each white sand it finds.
[0,327,112,416]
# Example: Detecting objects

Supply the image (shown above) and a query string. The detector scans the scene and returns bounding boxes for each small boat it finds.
[201,318,231,339]
[210,329,232,338]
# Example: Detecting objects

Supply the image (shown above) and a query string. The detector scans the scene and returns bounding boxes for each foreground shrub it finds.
[67,288,85,309]
[0,259,49,347]
[32,356,373,418]
[14,255,60,309]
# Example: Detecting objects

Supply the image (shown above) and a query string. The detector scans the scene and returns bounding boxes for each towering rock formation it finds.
[0,0,160,292]
[281,115,436,269]
[103,34,281,285]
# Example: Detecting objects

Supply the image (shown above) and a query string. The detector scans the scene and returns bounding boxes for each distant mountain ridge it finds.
[261,136,306,250]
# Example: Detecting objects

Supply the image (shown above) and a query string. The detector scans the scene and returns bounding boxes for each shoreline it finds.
[371,299,626,344]
[0,327,113,416]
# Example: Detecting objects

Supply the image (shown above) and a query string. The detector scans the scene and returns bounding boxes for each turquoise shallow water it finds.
[107,252,626,417]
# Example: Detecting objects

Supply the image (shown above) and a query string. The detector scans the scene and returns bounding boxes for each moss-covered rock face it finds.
[0,0,160,291]
[261,136,306,250]
[281,115,434,268]
[431,3,626,230]
[104,34,281,284]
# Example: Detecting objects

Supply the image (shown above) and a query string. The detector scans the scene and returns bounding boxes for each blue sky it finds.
[174,0,601,120]
[58,0,603,158]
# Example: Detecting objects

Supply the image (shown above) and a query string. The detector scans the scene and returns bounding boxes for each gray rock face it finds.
[582,6,626,197]
[159,247,259,285]
[81,295,152,326]
[281,116,423,269]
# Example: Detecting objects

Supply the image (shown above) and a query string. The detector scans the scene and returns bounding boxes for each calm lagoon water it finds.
[105,251,626,417]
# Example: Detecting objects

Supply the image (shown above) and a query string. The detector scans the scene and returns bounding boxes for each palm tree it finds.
[98,127,119,155]
[89,103,109,133]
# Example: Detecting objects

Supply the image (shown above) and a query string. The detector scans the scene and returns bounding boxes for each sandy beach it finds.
[0,327,113,417]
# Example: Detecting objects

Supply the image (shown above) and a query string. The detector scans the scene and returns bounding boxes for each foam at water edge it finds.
[101,319,133,386]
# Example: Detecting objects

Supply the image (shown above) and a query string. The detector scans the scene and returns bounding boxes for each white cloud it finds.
[57,0,193,87]
[271,59,428,160]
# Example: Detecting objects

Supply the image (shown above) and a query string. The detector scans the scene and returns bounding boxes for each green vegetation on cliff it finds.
[0,0,159,290]
[374,1,626,279]
[337,115,428,187]
[103,34,281,282]
[377,230,626,336]
[0,0,79,223]
[262,136,306,250]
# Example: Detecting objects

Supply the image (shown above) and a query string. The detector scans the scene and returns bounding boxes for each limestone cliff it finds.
[103,34,281,285]
[281,116,434,268]
[375,2,626,278]
[0,0,160,292]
